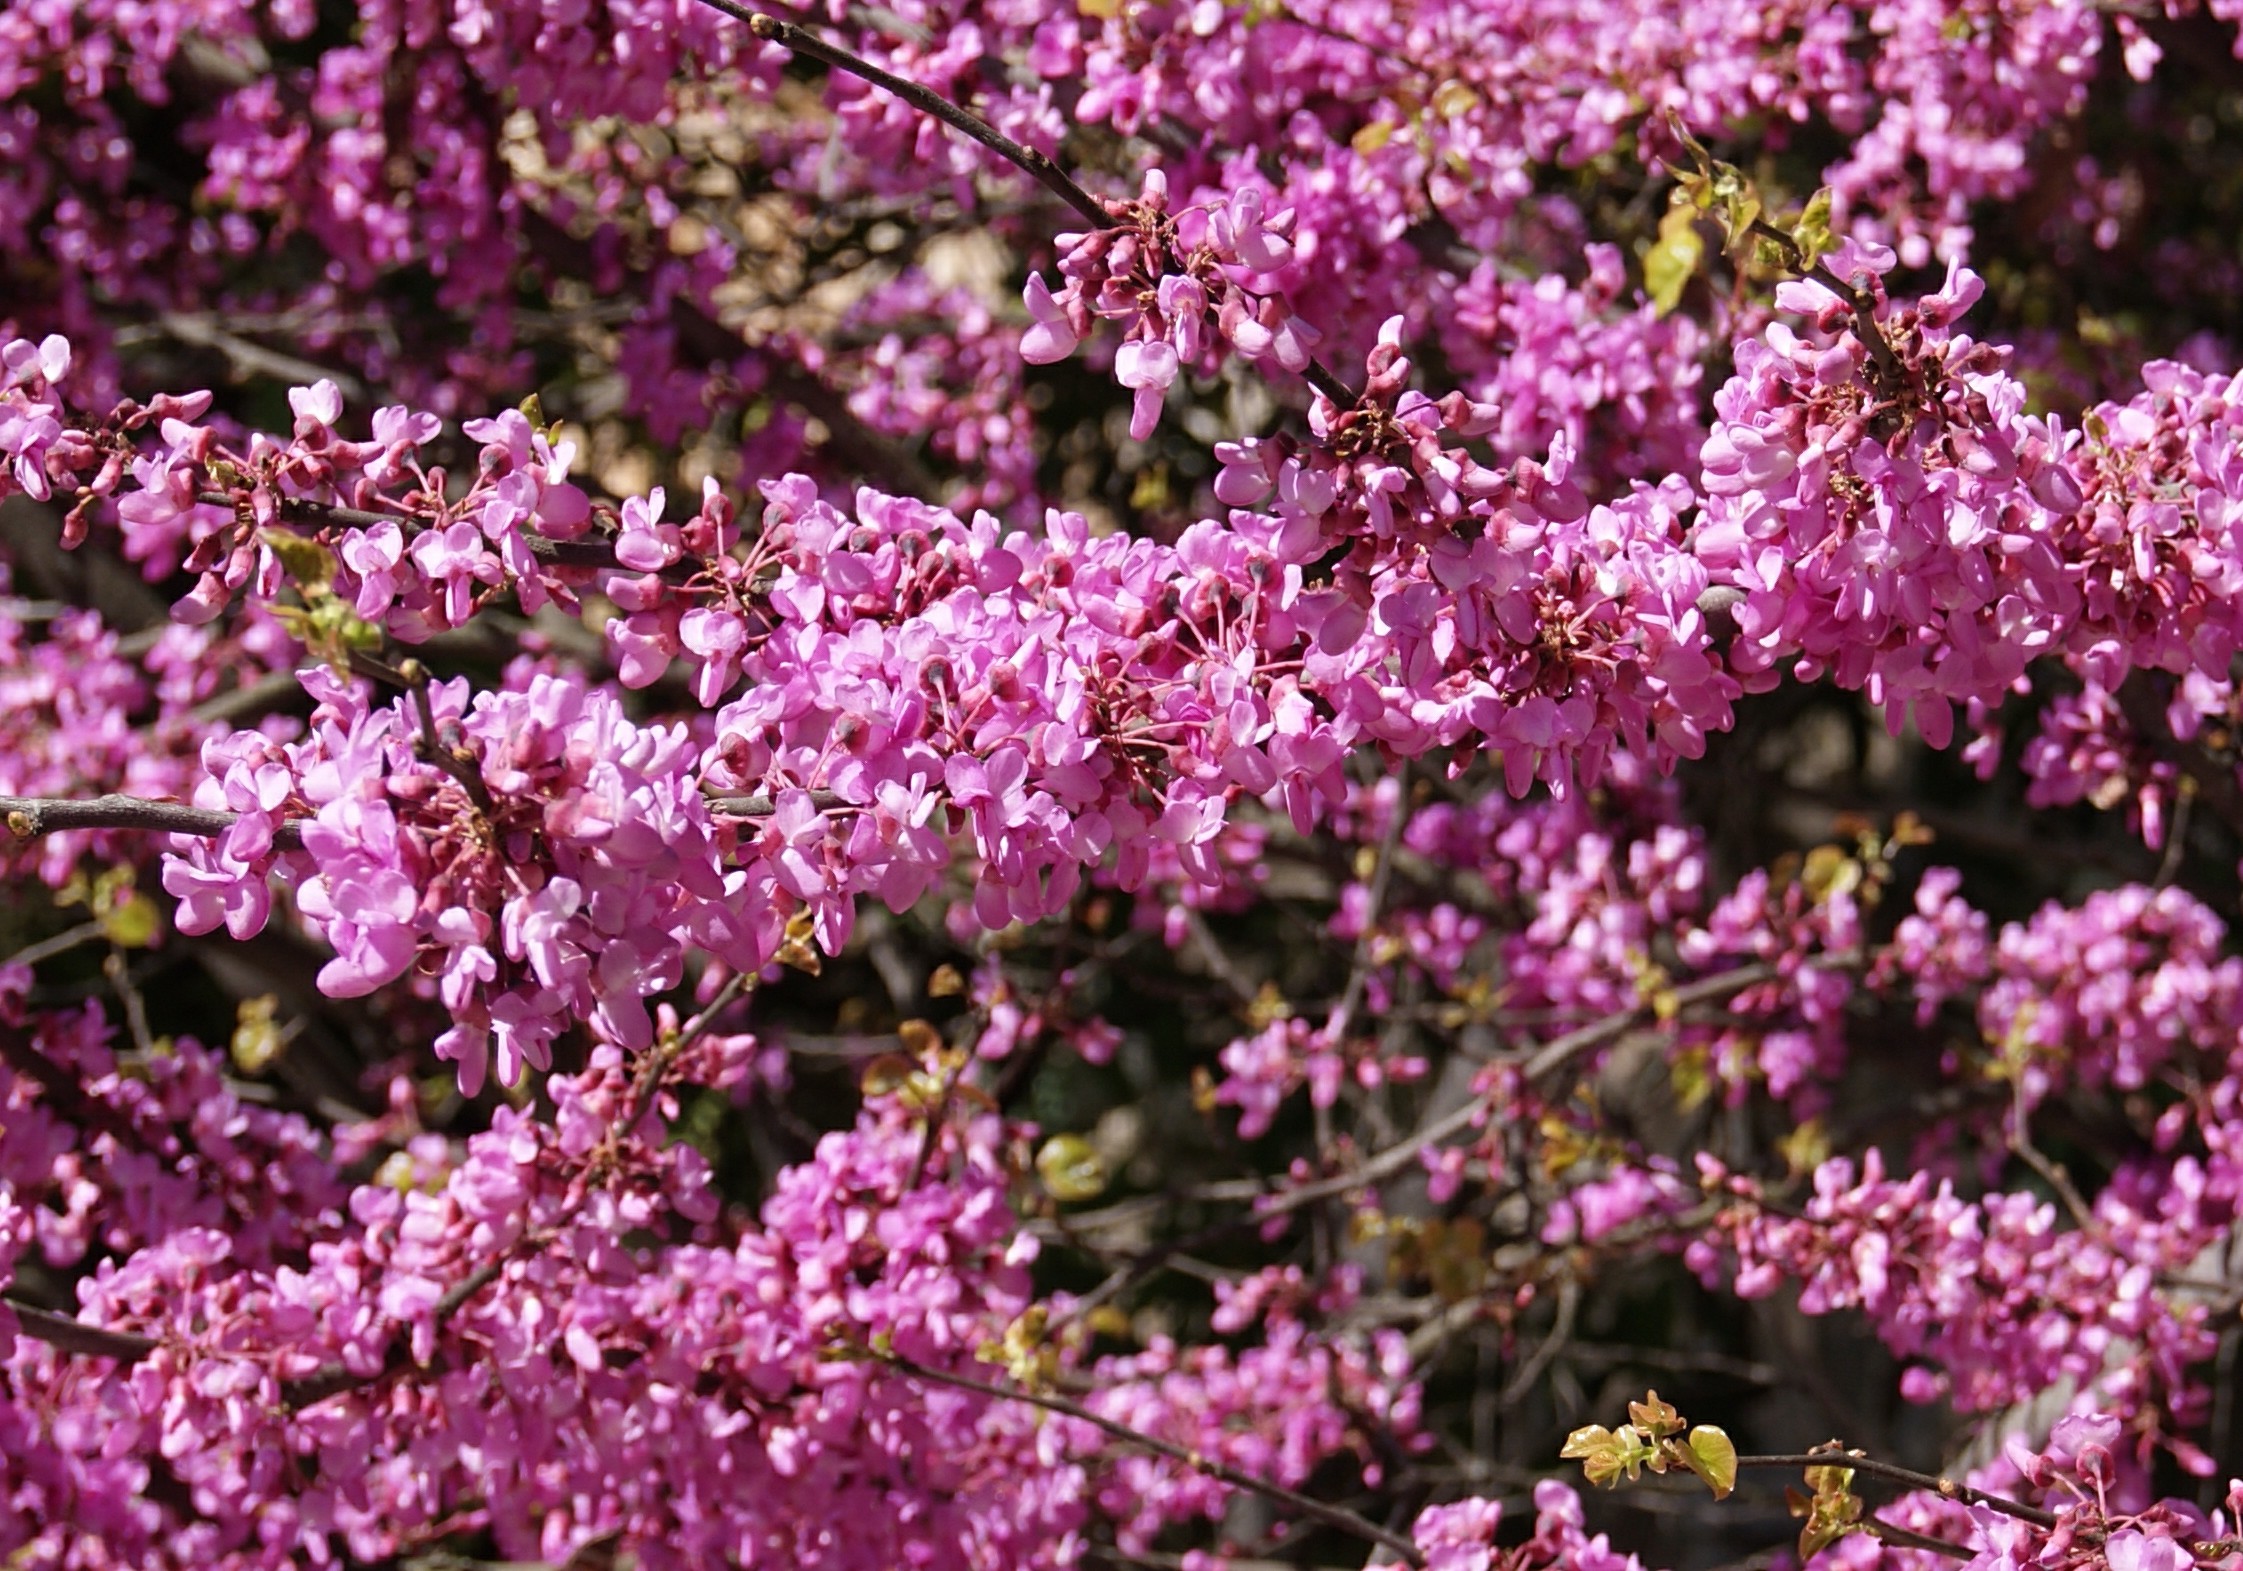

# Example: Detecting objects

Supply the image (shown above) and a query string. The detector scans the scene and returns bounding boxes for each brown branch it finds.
[282,1253,511,1409]
[392,657,498,818]
[1735,1450,2058,1530]
[1743,217,1904,390]
[1327,764,1409,1044]
[195,490,695,581]
[4,919,107,972]
[866,1348,1428,1566]
[0,782,816,866]
[170,669,311,735]
[1248,950,1867,1218]
[697,3,1362,409]
[1517,952,1858,1083]
[513,208,944,501]
[704,787,847,817]
[149,310,369,402]
[706,2,1113,229]
[2116,669,2243,840]
[3,1298,159,1363]
[1861,1520,1975,1562]
[0,792,304,852]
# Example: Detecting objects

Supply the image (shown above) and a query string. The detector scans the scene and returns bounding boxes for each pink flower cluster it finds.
[0,967,343,1274]
[1415,1478,1653,1571]
[1692,1143,2232,1425]
[166,664,726,1095]
[1022,171,1316,439]
[1084,1268,1418,1553]
[1693,242,2084,749]
[1818,1416,2243,1571]
[16,2,2243,1567]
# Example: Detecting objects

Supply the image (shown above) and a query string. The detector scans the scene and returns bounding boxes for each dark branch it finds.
[708,3,1113,230]
[697,3,1362,408]
[4,1299,160,1363]
[0,792,304,852]
[1736,1450,2059,1530]
[869,1348,1428,1567]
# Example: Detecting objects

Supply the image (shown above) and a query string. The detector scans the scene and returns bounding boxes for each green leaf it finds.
[230,994,286,1074]
[1708,164,1762,250]
[1036,1134,1108,1203]
[1644,201,1704,317]
[97,890,159,950]
[259,529,338,594]
[1561,1423,1653,1488]
[1560,1424,1620,1486]
[1627,1391,1685,1439]
[1792,1466,1865,1558]
[1665,111,1712,172]
[1681,1425,1739,1500]
[1431,80,1479,119]
[1792,186,1836,270]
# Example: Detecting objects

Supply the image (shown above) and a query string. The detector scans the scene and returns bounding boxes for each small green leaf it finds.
[1682,1424,1738,1500]
[98,890,161,950]
[1670,1044,1714,1113]
[259,529,338,594]
[1800,844,1862,903]
[1561,1423,1653,1488]
[1792,186,1836,270]
[1665,111,1712,172]
[1351,119,1396,155]
[1627,1391,1685,1439]
[1036,1134,1108,1203]
[1792,1465,1865,1558]
[1644,201,1704,316]
[1560,1424,1620,1486]
[1431,80,1479,119]
[230,994,286,1074]
[1708,164,1762,250]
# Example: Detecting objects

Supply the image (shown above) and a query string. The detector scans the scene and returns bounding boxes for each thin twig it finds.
[2154,775,2194,889]
[1328,766,1409,1044]
[0,783,811,861]
[1734,1450,2058,1529]
[4,920,106,971]
[1520,950,1862,1083]
[696,3,1362,409]
[394,658,497,817]
[283,1253,514,1409]
[2008,1078,2100,1238]
[1742,217,1904,390]
[1861,1520,1975,1561]
[866,1348,1427,1566]
[1180,909,1260,1007]
[194,490,694,580]
[1250,951,1866,1219]
[153,310,368,401]
[704,1,1111,229]
[615,971,753,1137]
[704,787,847,818]
[1496,1272,1579,1408]
[172,669,309,734]
[1318,766,1411,1157]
